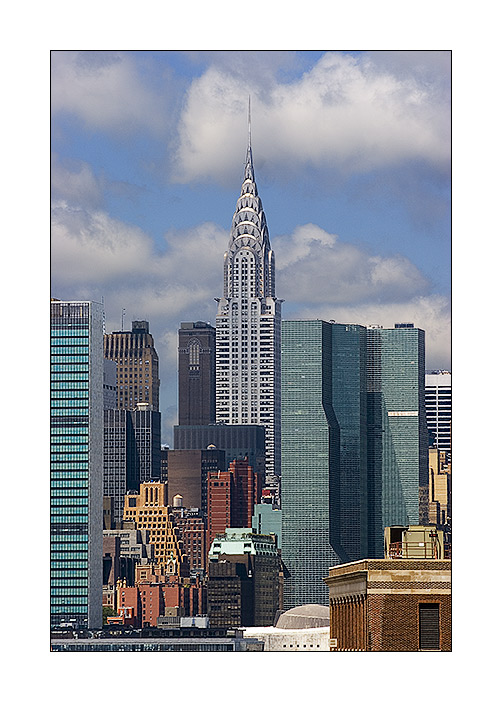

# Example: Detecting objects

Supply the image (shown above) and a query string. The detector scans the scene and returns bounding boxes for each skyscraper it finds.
[215,119,282,486]
[425,371,451,457]
[281,319,427,606]
[104,320,160,411]
[281,320,368,607]
[178,321,216,425]
[366,323,428,555]
[50,300,103,629]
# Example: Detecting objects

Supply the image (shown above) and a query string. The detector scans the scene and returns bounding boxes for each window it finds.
[419,603,440,650]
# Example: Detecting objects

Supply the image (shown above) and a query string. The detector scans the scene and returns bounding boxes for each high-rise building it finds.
[178,322,216,425]
[425,371,452,457]
[104,320,160,411]
[206,458,261,550]
[173,423,266,482]
[130,403,161,483]
[103,403,161,525]
[281,320,427,607]
[215,121,282,486]
[50,300,103,629]
[366,324,428,554]
[281,320,368,607]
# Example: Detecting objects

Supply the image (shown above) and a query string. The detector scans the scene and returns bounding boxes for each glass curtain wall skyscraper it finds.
[281,320,427,606]
[281,320,368,607]
[50,300,103,629]
[366,324,428,555]
[215,117,281,486]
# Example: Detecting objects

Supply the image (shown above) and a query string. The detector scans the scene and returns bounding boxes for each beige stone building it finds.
[123,482,188,575]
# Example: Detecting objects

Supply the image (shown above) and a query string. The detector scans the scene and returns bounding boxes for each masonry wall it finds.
[367,593,451,651]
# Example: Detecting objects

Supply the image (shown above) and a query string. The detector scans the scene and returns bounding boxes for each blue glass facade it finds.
[50,301,103,629]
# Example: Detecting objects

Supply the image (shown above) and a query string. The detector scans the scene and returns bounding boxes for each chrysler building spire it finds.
[215,112,282,487]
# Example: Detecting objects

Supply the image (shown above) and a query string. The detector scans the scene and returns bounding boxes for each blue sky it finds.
[51,50,451,444]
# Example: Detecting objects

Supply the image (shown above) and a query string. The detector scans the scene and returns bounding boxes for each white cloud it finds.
[174,51,450,184]
[51,51,169,135]
[275,223,430,305]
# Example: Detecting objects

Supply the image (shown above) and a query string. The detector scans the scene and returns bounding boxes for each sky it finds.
[51,50,451,445]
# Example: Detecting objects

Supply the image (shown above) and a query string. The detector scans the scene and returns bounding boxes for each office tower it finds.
[104,320,160,411]
[130,403,161,482]
[173,423,266,482]
[206,458,261,550]
[178,322,216,425]
[103,404,161,526]
[50,300,103,629]
[123,482,189,575]
[425,371,452,457]
[207,528,280,627]
[166,448,226,516]
[281,320,368,607]
[215,122,282,486]
[366,323,428,554]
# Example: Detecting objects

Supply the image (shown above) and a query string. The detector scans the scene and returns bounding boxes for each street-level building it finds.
[324,558,451,651]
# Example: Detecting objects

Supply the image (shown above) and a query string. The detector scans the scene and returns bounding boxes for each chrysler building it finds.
[215,116,282,486]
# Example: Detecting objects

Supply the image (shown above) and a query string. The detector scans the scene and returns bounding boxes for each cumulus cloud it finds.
[275,224,430,305]
[51,51,170,135]
[174,51,450,184]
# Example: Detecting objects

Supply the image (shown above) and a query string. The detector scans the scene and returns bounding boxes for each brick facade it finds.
[325,559,451,652]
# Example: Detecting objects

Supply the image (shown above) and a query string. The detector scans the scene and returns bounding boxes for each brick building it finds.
[324,558,451,651]
[206,458,261,551]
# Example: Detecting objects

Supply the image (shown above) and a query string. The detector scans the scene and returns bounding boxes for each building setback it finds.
[178,322,216,425]
[207,458,261,550]
[50,300,103,629]
[215,119,282,486]
[104,320,160,411]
